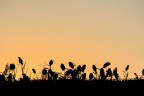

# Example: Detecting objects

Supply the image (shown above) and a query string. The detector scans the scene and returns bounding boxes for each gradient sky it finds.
[0,0,144,79]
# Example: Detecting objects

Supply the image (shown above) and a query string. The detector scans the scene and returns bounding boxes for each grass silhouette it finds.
[0,57,143,96]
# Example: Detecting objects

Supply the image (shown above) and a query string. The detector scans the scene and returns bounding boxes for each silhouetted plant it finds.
[69,62,75,69]
[113,67,119,80]
[81,73,86,80]
[18,57,26,75]
[59,63,67,80]
[17,57,30,81]
[30,68,37,80]
[81,64,86,72]
[89,73,94,81]
[60,62,86,80]
[80,64,87,80]
[10,64,15,70]
[0,57,144,96]
[47,60,59,81]
[42,68,48,80]
[48,69,54,81]
[100,68,106,80]
[2,63,16,82]
[106,68,113,80]
[0,57,144,84]
[60,63,66,71]
[49,60,53,69]
[9,63,16,81]
[7,73,13,82]
[65,69,72,79]
[91,62,111,80]
[3,64,9,76]
[20,73,30,82]
[123,65,129,80]
[92,65,98,80]
[76,65,81,79]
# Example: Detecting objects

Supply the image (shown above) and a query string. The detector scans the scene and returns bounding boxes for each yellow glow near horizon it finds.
[0,0,144,79]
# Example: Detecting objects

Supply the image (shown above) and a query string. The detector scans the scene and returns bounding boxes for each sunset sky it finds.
[0,0,144,79]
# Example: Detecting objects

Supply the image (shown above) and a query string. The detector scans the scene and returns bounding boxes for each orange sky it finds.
[0,0,144,79]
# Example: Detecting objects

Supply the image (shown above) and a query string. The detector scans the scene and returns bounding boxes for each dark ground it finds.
[0,80,143,96]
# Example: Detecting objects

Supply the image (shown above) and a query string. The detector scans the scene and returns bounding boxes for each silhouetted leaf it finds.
[18,57,23,65]
[60,64,66,71]
[100,68,105,79]
[113,67,119,80]
[103,62,110,68]
[32,68,36,74]
[92,65,97,72]
[10,64,15,70]
[81,64,86,72]
[106,68,112,77]
[69,62,74,69]
[113,67,117,73]
[125,65,129,71]
[49,60,53,66]
[77,65,81,72]
[42,68,47,75]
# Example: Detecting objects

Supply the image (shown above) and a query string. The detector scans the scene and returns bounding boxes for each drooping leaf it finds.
[103,62,110,68]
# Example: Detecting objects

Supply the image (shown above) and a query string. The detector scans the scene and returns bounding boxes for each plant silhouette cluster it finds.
[0,57,144,95]
[0,57,144,83]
